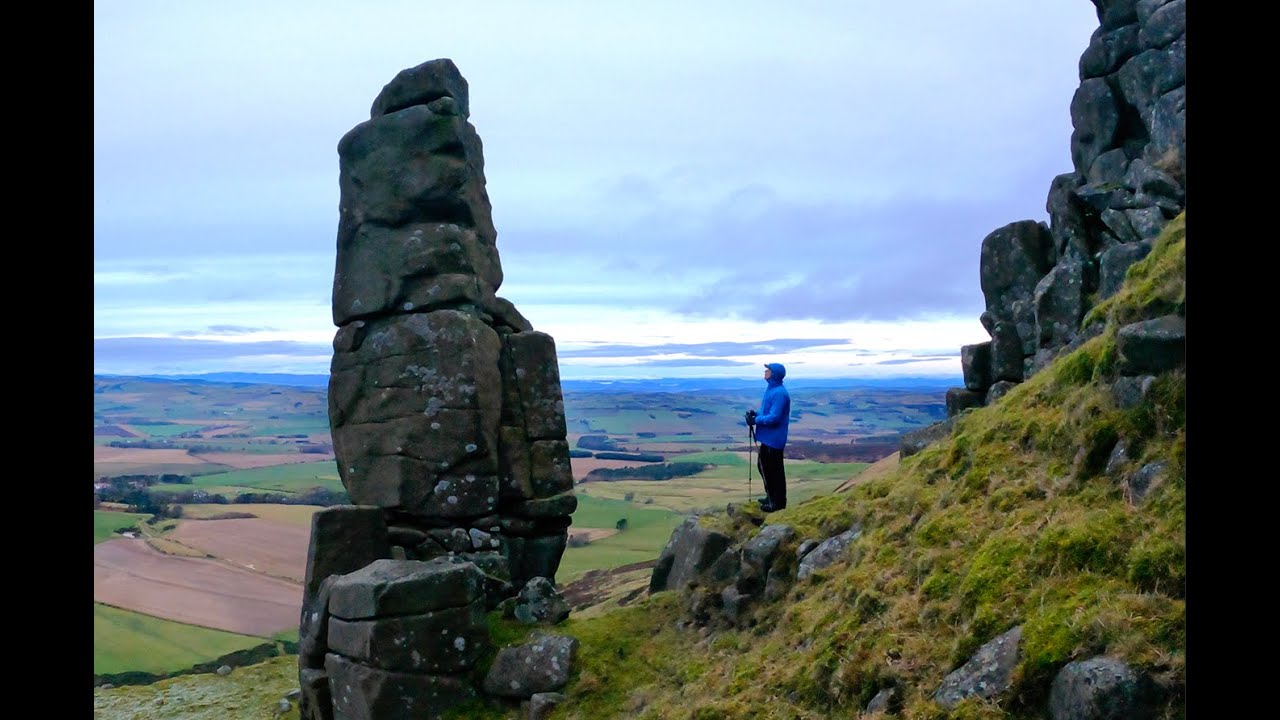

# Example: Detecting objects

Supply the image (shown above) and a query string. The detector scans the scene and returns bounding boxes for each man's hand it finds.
[744,409,757,426]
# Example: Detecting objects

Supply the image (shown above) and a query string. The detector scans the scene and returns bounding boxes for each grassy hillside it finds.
[94,655,302,720]
[450,215,1189,719]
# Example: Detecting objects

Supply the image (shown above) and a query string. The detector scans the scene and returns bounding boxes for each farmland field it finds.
[93,538,302,637]
[164,510,320,582]
[95,509,150,544]
[574,454,868,513]
[557,494,683,583]
[94,604,266,676]
[146,461,341,498]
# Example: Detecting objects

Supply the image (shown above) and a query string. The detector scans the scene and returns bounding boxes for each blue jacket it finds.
[754,363,791,449]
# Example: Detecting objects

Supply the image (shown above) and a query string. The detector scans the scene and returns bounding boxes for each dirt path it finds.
[93,539,302,637]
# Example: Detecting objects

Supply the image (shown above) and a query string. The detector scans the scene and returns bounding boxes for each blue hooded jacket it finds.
[754,362,791,449]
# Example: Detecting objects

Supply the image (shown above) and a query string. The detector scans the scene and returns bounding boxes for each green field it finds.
[559,494,683,583]
[675,451,748,465]
[95,510,151,544]
[147,461,342,497]
[94,604,267,676]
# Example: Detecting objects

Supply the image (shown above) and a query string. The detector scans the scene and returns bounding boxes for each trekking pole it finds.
[747,423,754,503]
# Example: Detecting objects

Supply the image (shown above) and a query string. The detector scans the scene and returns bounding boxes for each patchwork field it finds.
[557,495,684,583]
[575,454,868,514]
[92,375,942,676]
[94,538,302,637]
[146,461,342,498]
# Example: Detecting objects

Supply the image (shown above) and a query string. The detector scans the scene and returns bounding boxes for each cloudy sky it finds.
[94,0,1101,381]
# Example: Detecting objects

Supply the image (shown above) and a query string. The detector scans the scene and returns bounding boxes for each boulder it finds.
[482,634,580,699]
[797,524,863,580]
[933,625,1022,708]
[1049,656,1159,720]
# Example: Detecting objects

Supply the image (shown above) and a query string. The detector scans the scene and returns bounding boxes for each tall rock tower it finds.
[298,58,578,720]
[945,0,1185,417]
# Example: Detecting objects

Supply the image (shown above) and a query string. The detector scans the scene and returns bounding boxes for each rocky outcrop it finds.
[648,516,734,594]
[951,0,1185,413]
[300,58,577,720]
[650,515,871,629]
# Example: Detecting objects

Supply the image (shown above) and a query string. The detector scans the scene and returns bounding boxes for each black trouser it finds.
[757,443,787,509]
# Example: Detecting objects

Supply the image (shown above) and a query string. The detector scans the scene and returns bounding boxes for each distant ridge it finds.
[94,372,331,388]
[93,373,958,392]
[561,376,959,393]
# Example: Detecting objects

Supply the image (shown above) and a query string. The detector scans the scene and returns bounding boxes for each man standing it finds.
[746,362,791,512]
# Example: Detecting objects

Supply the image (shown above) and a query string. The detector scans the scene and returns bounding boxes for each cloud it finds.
[557,338,852,359]
[93,0,1100,377]
[875,356,960,366]
[632,358,755,368]
[174,325,278,336]
[94,337,332,372]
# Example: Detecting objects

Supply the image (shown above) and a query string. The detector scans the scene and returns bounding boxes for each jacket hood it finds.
[765,362,786,384]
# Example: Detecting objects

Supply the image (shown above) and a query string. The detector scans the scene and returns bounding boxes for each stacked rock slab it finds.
[300,58,577,720]
[951,0,1185,414]
[324,559,487,718]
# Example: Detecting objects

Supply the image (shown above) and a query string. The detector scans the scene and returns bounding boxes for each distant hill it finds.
[93,373,957,393]
[561,376,960,393]
[95,373,331,388]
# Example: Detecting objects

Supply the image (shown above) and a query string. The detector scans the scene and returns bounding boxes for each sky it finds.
[94,0,1103,382]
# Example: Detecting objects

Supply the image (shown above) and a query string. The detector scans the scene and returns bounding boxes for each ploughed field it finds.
[94,538,302,637]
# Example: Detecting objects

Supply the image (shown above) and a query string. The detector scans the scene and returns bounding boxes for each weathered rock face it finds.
[326,57,573,590]
[300,58,576,720]
[948,2,1185,413]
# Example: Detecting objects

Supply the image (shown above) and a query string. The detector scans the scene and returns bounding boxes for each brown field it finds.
[196,422,252,437]
[567,528,618,543]
[179,503,323,525]
[94,538,302,637]
[188,451,332,469]
[570,457,660,481]
[166,515,314,582]
[94,446,207,465]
